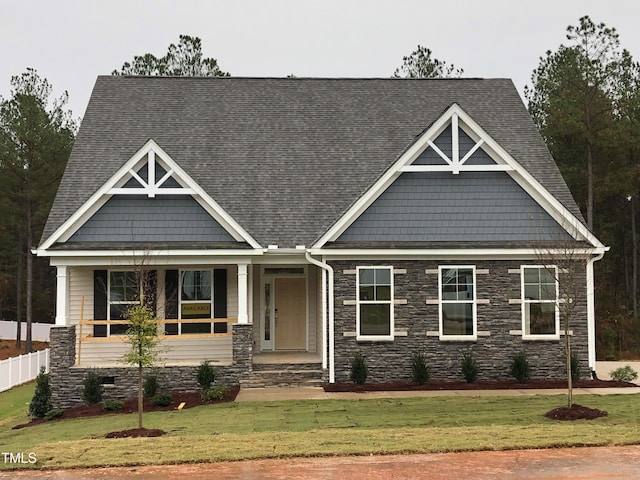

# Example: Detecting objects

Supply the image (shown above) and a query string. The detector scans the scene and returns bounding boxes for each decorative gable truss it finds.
[314,103,604,250]
[39,139,261,251]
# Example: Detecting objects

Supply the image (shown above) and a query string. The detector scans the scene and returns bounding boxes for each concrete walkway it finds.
[235,385,640,401]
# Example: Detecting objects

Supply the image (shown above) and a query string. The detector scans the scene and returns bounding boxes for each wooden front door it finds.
[275,277,306,350]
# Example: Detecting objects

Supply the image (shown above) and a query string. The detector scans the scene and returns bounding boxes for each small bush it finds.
[103,399,124,411]
[143,374,160,397]
[29,367,52,419]
[570,353,581,382]
[510,352,531,383]
[44,408,64,421]
[460,350,480,383]
[350,353,368,385]
[152,392,172,407]
[201,386,229,401]
[610,365,639,382]
[197,361,216,390]
[83,370,104,405]
[411,352,430,384]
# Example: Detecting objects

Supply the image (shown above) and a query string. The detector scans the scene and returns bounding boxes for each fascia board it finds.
[40,139,262,250]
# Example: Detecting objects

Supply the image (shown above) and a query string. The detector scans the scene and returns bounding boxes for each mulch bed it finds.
[323,379,635,392]
[105,428,166,438]
[12,385,240,431]
[544,404,608,421]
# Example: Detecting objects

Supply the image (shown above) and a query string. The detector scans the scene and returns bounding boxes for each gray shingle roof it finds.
[41,76,586,249]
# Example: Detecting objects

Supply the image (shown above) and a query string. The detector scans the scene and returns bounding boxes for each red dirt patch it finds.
[544,404,608,420]
[12,386,239,430]
[0,339,49,361]
[105,427,166,438]
[324,379,635,392]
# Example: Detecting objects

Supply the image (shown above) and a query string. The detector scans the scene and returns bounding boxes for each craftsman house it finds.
[37,76,606,406]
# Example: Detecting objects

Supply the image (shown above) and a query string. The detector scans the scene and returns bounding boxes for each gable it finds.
[335,171,573,243]
[40,139,260,250]
[317,103,602,249]
[67,195,237,243]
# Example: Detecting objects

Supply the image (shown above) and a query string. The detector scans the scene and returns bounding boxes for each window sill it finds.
[439,335,477,342]
[355,335,395,342]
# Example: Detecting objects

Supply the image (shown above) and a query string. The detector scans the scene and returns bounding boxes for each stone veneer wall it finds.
[330,259,589,384]
[49,324,253,409]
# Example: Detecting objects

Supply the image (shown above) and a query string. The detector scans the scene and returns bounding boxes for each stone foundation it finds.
[49,323,254,408]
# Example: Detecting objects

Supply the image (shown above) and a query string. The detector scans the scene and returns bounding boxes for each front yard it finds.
[1,383,640,470]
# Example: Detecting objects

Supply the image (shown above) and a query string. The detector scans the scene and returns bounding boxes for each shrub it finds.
[610,365,639,382]
[411,352,430,384]
[143,374,160,397]
[350,353,368,385]
[45,408,64,420]
[83,370,104,405]
[510,352,531,383]
[201,386,229,401]
[152,392,172,407]
[28,367,52,419]
[570,353,581,382]
[460,350,480,383]
[103,399,124,411]
[197,361,216,390]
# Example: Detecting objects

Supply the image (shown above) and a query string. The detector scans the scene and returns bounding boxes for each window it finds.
[522,266,559,339]
[439,266,476,340]
[108,271,140,335]
[180,270,213,334]
[357,266,393,340]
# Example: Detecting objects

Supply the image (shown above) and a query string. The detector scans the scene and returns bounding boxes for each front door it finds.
[274,277,306,350]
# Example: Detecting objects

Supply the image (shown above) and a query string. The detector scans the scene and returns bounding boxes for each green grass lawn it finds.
[1,385,640,471]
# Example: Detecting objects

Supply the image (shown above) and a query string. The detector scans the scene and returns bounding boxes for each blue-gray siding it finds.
[336,171,573,242]
[68,195,236,243]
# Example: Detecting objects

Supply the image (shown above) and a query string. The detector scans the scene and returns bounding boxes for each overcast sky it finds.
[2,0,639,119]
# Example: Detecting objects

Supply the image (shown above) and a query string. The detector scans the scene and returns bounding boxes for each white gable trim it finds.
[313,104,603,249]
[39,139,261,250]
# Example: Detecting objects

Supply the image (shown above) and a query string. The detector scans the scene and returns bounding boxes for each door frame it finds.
[260,265,309,351]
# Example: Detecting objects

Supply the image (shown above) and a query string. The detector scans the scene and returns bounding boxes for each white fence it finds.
[0,349,50,393]
[0,321,52,342]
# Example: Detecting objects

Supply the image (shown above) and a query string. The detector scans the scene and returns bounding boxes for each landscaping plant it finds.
[143,374,160,397]
[570,353,581,382]
[460,350,480,383]
[28,367,52,419]
[152,392,172,407]
[83,369,104,405]
[197,361,216,390]
[610,365,639,382]
[201,386,228,401]
[510,352,531,383]
[350,352,368,385]
[411,352,430,384]
[103,399,124,411]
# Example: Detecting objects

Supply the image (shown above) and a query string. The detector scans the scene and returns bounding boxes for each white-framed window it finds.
[522,266,559,339]
[179,270,213,334]
[356,266,393,341]
[439,266,476,340]
[108,270,140,335]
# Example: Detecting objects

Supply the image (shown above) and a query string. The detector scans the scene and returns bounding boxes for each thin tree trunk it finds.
[138,364,143,429]
[15,240,23,350]
[25,204,33,354]
[586,144,594,230]
[565,313,572,408]
[632,196,638,322]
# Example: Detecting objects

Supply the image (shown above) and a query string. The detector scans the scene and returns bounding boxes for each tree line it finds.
[1,24,638,358]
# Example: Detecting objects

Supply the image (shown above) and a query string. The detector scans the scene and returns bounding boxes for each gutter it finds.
[305,250,335,383]
[587,249,607,374]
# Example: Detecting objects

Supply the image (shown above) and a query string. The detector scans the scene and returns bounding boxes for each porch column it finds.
[55,266,69,326]
[237,263,249,324]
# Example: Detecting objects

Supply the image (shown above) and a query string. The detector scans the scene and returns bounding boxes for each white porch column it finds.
[55,265,69,326]
[237,263,249,324]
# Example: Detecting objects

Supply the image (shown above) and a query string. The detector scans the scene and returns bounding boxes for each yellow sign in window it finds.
[181,303,211,319]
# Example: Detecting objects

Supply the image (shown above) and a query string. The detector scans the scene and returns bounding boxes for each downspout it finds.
[305,251,335,383]
[587,250,606,375]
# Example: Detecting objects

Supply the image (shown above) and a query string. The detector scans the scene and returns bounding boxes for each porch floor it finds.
[253,351,322,364]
